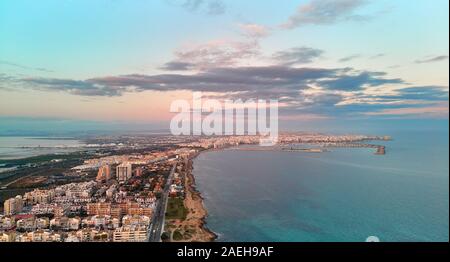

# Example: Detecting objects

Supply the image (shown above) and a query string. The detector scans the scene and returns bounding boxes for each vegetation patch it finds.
[165,197,187,220]
[173,230,183,241]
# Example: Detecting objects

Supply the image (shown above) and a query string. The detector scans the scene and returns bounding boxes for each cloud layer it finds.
[273,47,324,65]
[176,0,226,15]
[283,0,368,29]
[415,55,449,64]
[161,40,260,71]
[19,66,401,95]
[9,62,447,118]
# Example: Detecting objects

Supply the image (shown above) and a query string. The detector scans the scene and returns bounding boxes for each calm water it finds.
[193,130,449,242]
[0,137,84,160]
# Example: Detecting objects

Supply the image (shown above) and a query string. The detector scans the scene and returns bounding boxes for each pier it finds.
[230,142,387,155]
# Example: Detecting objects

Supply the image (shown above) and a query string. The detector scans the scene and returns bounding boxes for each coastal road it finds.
[148,162,177,242]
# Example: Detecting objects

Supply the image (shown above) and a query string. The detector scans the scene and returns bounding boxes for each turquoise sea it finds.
[193,129,449,242]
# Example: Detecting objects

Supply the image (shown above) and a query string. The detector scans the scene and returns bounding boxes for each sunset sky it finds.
[0,0,448,134]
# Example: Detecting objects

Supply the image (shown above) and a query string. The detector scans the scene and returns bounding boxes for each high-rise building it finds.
[3,196,23,215]
[96,165,111,182]
[3,199,12,216]
[15,195,23,214]
[116,163,132,182]
[135,167,143,177]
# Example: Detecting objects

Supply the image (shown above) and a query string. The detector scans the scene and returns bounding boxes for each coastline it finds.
[184,156,218,241]
[165,150,217,242]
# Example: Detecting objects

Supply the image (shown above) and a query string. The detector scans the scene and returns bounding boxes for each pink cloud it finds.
[238,23,270,38]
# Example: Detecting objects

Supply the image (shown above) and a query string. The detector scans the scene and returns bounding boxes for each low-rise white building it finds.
[113,225,148,242]
[0,216,15,230]
[15,230,61,242]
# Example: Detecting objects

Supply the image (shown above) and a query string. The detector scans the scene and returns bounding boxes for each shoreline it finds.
[184,156,218,241]
[165,151,218,242]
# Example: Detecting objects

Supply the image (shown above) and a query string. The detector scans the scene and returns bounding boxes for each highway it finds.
[148,162,176,242]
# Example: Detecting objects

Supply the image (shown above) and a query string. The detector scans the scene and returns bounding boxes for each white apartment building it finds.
[0,216,15,230]
[113,225,148,242]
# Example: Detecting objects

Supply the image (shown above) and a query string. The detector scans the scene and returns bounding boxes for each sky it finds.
[0,0,449,134]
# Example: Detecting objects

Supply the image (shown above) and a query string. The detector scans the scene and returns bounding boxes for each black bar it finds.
[1,242,448,260]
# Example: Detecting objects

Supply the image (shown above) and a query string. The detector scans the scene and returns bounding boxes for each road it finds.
[148,162,176,242]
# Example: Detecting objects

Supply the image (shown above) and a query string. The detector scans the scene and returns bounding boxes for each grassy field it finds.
[165,197,187,220]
